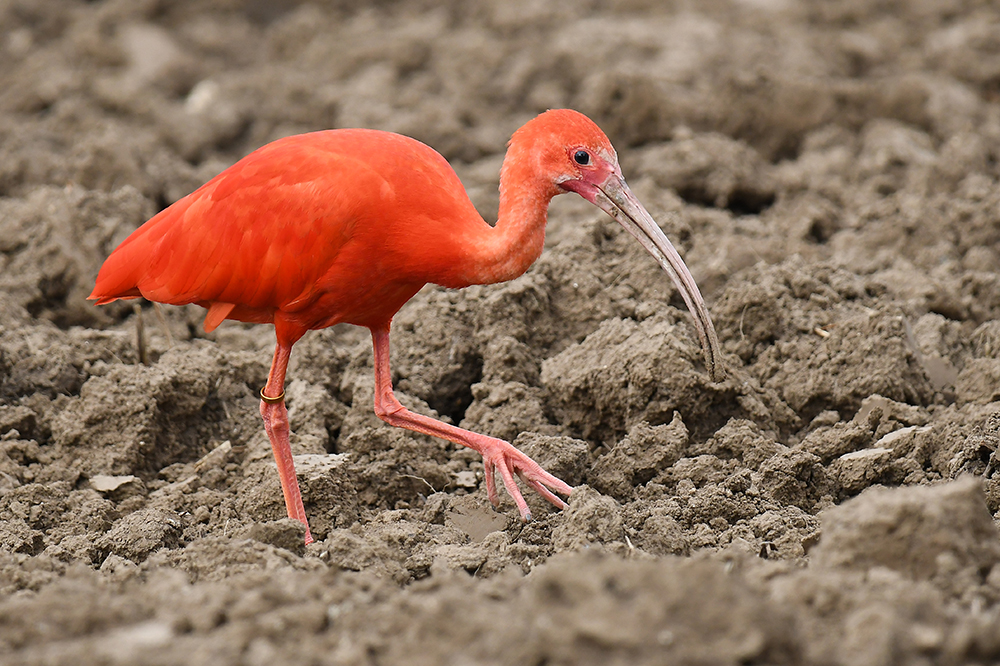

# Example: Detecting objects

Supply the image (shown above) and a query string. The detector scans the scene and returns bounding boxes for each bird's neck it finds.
[458,156,558,286]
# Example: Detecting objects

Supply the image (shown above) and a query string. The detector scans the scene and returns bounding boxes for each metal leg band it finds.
[260,387,285,404]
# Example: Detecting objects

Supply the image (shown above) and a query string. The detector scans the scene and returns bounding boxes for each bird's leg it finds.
[259,340,314,545]
[370,324,572,521]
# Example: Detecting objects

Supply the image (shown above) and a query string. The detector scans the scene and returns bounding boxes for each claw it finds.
[477,439,571,521]
[518,470,569,511]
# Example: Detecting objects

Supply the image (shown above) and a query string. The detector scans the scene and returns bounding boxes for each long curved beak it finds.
[594,176,724,382]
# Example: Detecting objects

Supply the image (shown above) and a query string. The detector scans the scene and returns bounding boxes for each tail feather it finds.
[89,288,142,305]
[89,237,149,304]
[89,193,194,306]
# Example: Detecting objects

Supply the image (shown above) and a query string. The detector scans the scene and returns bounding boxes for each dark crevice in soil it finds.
[675,184,776,216]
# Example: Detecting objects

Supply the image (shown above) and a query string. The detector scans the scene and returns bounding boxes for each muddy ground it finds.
[2,0,1000,664]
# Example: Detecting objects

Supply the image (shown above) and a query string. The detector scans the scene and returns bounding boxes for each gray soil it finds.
[3,1,1000,664]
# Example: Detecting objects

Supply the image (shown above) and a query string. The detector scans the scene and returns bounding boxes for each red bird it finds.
[90,110,722,545]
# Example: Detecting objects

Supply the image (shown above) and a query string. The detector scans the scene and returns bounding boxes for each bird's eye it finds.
[574,150,591,166]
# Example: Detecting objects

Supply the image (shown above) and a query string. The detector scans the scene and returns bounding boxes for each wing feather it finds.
[90,127,487,330]
[90,132,383,319]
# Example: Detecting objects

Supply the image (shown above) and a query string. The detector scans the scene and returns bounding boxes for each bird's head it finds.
[506,109,725,382]
[505,108,620,200]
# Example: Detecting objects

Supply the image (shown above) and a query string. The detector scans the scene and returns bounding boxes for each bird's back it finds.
[90,129,488,330]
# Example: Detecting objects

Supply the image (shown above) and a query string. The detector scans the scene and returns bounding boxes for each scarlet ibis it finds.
[90,109,723,545]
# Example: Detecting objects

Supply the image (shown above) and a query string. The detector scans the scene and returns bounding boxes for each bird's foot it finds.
[478,437,573,521]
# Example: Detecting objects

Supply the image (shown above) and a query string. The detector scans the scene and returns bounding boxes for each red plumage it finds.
[91,128,487,331]
[90,110,722,545]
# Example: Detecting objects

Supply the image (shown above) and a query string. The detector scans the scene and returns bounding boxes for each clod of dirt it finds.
[756,448,830,511]
[391,290,481,422]
[552,486,623,552]
[827,448,894,495]
[462,381,556,443]
[515,432,590,487]
[632,507,690,556]
[0,405,37,441]
[957,358,1000,405]
[715,261,935,419]
[294,453,359,540]
[0,185,152,328]
[798,419,875,464]
[286,379,347,454]
[541,315,730,444]
[700,417,785,469]
[812,476,1000,595]
[634,130,777,215]
[591,412,688,500]
[244,519,307,556]
[98,508,182,563]
[0,518,44,556]
[519,552,800,665]
[143,536,324,584]
[50,344,263,479]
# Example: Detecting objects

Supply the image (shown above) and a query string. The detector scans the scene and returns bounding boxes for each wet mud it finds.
[2,1,1000,664]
